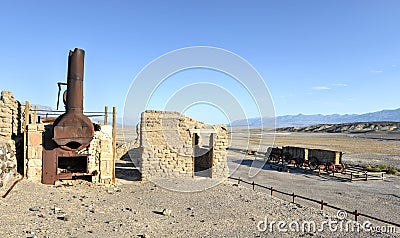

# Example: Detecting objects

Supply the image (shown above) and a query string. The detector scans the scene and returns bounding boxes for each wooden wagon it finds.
[266,146,306,166]
[282,146,307,166]
[268,146,345,173]
[266,147,284,163]
[307,149,345,172]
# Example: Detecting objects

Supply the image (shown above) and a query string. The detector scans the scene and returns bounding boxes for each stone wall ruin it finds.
[0,91,22,186]
[138,110,229,180]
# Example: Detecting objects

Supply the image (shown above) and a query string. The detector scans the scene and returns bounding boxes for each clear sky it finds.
[0,0,399,124]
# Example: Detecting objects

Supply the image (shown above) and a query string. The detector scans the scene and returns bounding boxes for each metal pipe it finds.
[66,48,85,113]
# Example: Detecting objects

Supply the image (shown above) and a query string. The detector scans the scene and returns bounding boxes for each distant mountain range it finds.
[228,108,400,128]
[277,121,400,133]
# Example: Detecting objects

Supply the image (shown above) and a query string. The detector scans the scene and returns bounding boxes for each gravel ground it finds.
[1,179,397,238]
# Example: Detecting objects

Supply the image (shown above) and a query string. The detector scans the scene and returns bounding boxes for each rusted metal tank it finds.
[53,48,94,151]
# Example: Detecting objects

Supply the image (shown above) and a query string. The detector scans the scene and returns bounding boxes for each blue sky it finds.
[0,1,399,124]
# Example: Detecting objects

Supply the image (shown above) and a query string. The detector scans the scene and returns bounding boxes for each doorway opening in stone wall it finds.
[193,133,215,178]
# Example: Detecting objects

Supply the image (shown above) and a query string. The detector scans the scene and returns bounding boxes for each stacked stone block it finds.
[0,140,18,187]
[0,91,22,139]
[26,124,45,182]
[139,110,229,180]
[82,125,114,183]
[0,91,22,184]
[212,125,229,178]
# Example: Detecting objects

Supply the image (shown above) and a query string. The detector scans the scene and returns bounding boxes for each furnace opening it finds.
[57,156,88,174]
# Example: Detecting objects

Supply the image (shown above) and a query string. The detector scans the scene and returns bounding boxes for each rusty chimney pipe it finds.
[66,48,85,113]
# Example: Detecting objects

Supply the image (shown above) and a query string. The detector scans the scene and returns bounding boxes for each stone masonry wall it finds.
[0,140,18,188]
[26,124,45,182]
[0,91,23,185]
[0,91,23,139]
[139,110,229,180]
[211,125,229,178]
[82,125,114,184]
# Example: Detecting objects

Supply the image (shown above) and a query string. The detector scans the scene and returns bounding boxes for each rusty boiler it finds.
[42,48,95,184]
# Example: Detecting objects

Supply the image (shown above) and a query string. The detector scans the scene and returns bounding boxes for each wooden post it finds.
[23,101,30,178]
[33,105,37,124]
[292,193,295,204]
[112,106,117,183]
[320,200,324,211]
[365,173,368,181]
[271,187,274,197]
[238,177,240,185]
[252,181,255,190]
[354,210,359,222]
[104,106,108,125]
[350,172,353,182]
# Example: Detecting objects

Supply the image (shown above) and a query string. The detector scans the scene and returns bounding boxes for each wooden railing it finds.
[229,176,399,228]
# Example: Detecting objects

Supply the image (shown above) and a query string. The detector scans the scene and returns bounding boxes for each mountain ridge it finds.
[228,108,400,128]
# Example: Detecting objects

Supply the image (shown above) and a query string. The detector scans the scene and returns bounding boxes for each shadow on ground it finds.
[115,147,141,182]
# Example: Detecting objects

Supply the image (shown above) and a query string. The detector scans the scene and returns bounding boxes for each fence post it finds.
[104,106,108,125]
[238,177,240,185]
[252,181,255,190]
[112,106,116,183]
[292,193,295,204]
[271,187,274,197]
[365,173,368,181]
[350,172,353,182]
[33,105,37,124]
[354,210,359,222]
[23,101,30,178]
[320,200,324,211]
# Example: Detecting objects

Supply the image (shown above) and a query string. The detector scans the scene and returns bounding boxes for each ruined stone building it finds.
[138,110,229,180]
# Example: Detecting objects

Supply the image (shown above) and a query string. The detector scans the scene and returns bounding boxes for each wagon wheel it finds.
[267,154,278,163]
[308,157,319,170]
[295,158,304,168]
[335,163,345,173]
[282,152,292,163]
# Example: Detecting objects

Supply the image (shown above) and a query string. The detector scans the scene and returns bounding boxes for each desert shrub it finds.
[365,166,382,172]
[378,164,389,171]
[387,167,399,175]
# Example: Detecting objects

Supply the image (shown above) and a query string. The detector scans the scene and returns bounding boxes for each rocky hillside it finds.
[277,121,400,133]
